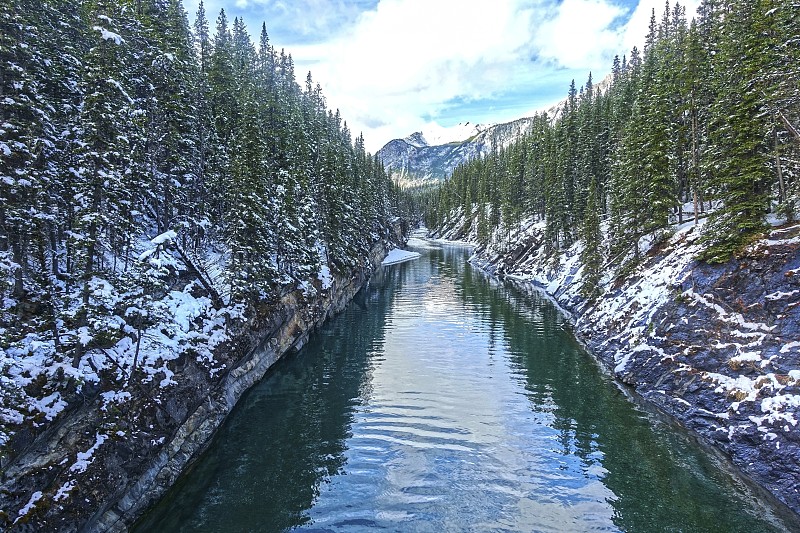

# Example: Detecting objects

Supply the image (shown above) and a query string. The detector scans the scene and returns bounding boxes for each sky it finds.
[184,0,702,152]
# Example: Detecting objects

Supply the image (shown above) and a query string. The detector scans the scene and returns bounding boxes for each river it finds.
[135,239,798,532]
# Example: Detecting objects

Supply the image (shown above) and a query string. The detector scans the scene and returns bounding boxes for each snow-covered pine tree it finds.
[699,0,773,262]
[580,177,603,299]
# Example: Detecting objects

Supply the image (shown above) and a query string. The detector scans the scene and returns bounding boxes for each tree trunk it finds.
[74,183,102,368]
[690,94,700,224]
[775,124,786,208]
[49,222,61,279]
[778,109,800,144]
[11,236,25,299]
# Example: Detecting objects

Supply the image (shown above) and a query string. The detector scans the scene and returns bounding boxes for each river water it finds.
[135,240,798,532]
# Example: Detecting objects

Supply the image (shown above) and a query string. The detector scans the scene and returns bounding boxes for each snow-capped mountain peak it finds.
[402,132,429,148]
[421,121,487,145]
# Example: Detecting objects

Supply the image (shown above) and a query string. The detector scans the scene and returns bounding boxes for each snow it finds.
[298,279,316,298]
[0,405,24,427]
[730,351,762,364]
[32,392,67,421]
[614,351,633,373]
[14,491,43,524]
[138,248,156,261]
[765,290,799,301]
[318,265,333,290]
[767,213,788,227]
[77,327,93,346]
[93,26,123,45]
[686,291,776,333]
[150,230,177,245]
[164,289,212,333]
[53,480,76,502]
[381,248,421,266]
[751,394,800,428]
[0,234,244,457]
[159,366,176,388]
[100,390,131,411]
[70,433,108,473]
[421,122,486,145]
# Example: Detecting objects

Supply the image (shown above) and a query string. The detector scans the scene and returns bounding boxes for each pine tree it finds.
[580,177,602,299]
[69,1,142,364]
[760,0,800,219]
[206,9,235,226]
[699,0,772,262]
[146,0,201,238]
[191,0,213,251]
[0,0,47,299]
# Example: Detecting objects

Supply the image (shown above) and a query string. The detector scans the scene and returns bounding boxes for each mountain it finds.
[377,117,538,186]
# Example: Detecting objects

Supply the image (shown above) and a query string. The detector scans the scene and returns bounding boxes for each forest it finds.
[0,0,399,448]
[421,0,799,297]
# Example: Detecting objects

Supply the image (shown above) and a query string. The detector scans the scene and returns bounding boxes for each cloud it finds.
[185,0,376,44]
[532,0,626,70]
[358,114,390,129]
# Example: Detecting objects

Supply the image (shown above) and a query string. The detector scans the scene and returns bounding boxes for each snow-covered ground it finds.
[0,233,240,451]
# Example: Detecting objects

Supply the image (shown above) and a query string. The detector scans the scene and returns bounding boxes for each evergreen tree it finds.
[699,0,772,262]
[580,177,602,299]
[71,2,141,364]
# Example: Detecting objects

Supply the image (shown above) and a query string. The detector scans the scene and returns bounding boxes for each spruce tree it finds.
[699,0,772,262]
[580,177,602,299]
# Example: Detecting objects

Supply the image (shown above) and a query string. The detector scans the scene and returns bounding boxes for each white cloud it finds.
[532,0,625,70]
[186,0,371,42]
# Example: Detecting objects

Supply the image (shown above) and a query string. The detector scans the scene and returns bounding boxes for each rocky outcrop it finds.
[436,217,800,516]
[0,226,405,533]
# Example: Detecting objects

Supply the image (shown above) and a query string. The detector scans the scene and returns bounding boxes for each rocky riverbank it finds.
[0,223,405,533]
[433,216,800,517]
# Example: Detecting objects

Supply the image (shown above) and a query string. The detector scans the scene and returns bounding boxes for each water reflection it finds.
[135,242,798,533]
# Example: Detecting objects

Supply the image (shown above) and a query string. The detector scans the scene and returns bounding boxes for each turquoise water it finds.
[135,242,798,532]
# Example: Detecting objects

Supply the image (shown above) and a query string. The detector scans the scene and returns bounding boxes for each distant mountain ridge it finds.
[377,117,538,186]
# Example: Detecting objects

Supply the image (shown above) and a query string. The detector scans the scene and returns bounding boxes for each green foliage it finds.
[580,178,603,299]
